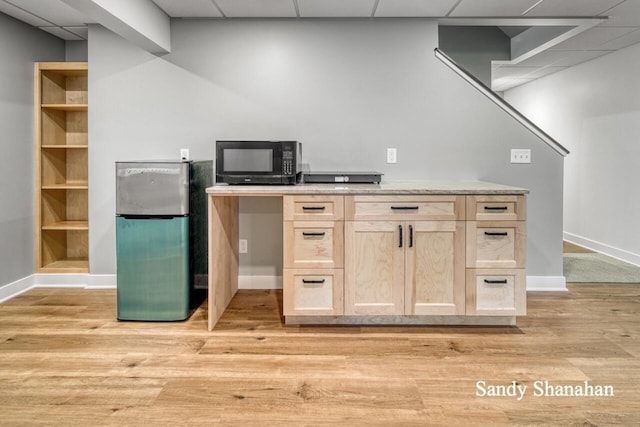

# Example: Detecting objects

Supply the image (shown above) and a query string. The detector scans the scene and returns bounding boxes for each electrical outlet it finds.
[511,149,531,164]
[239,239,248,254]
[387,148,397,164]
[180,148,189,161]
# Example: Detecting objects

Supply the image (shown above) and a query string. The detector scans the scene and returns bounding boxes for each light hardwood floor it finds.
[1,283,639,426]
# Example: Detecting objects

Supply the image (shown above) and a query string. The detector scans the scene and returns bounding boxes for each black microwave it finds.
[215,140,302,185]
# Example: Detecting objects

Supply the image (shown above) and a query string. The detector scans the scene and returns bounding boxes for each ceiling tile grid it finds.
[1,0,640,89]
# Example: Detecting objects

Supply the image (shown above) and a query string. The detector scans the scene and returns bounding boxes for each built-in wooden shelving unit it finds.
[35,62,89,273]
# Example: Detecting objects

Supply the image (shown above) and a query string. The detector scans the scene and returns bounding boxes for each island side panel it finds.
[208,195,239,330]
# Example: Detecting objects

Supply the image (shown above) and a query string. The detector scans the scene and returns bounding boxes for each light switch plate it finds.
[239,239,248,254]
[511,149,531,164]
[180,148,189,161]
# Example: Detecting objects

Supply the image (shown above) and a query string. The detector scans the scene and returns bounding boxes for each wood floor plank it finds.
[1,285,639,425]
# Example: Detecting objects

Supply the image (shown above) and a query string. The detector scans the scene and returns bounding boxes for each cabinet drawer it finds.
[466,195,526,221]
[283,195,344,221]
[345,195,464,221]
[466,269,526,316]
[466,221,526,268]
[283,269,344,316]
[284,221,343,269]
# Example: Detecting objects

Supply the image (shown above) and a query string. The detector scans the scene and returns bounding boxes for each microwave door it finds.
[223,148,275,174]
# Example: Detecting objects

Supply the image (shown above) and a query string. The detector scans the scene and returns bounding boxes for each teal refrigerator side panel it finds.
[116,217,190,321]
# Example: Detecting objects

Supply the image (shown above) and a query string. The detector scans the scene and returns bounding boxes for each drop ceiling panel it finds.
[516,49,613,67]
[550,26,638,50]
[449,0,541,17]
[598,1,640,27]
[299,0,374,17]
[152,0,223,18]
[595,28,640,50]
[38,25,84,40]
[215,0,297,17]
[0,1,51,26]
[6,0,91,25]
[375,0,458,17]
[524,0,623,17]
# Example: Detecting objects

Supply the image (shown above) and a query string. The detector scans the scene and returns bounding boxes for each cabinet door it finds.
[405,221,466,315]
[344,221,404,315]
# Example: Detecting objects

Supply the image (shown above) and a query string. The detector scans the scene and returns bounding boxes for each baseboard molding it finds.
[238,275,283,290]
[0,273,117,303]
[0,275,35,303]
[564,232,640,267]
[2,273,565,303]
[527,276,567,292]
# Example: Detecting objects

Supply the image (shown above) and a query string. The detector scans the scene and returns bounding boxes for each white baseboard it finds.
[0,273,117,303]
[526,276,567,292]
[2,273,565,303]
[564,232,640,267]
[238,275,283,290]
[0,275,35,303]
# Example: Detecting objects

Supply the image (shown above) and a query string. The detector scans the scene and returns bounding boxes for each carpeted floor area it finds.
[564,250,640,283]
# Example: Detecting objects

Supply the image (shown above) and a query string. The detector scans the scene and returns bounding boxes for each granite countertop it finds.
[206,180,529,195]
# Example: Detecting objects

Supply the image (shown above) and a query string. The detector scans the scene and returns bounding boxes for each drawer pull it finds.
[399,225,403,248]
[484,206,508,211]
[302,279,326,284]
[391,206,419,210]
[484,279,508,285]
[302,232,326,237]
[302,206,326,211]
[484,231,508,236]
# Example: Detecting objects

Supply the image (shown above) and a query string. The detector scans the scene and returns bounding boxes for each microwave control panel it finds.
[282,150,293,176]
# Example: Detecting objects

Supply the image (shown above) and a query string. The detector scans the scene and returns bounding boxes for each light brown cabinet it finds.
[465,195,526,316]
[344,196,466,316]
[283,196,344,316]
[35,62,89,273]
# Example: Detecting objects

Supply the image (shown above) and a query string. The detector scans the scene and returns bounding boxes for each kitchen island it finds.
[206,181,528,330]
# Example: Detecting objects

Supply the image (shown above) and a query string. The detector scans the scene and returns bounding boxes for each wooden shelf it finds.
[41,183,89,190]
[42,145,88,149]
[40,258,89,273]
[35,62,89,273]
[41,104,88,111]
[42,221,89,231]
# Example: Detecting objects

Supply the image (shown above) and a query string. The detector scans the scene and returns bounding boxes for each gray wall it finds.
[89,19,564,279]
[0,13,65,288]
[506,42,640,265]
[438,26,511,86]
[65,40,88,62]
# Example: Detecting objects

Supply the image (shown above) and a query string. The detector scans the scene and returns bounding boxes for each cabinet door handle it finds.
[484,279,508,285]
[409,224,413,248]
[391,206,419,210]
[399,225,403,248]
[302,232,326,237]
[302,279,326,285]
[302,206,325,211]
[484,231,509,236]
[484,206,508,211]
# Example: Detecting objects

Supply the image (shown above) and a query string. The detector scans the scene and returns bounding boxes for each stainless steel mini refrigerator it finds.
[115,160,211,321]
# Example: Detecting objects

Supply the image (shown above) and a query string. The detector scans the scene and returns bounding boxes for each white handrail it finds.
[434,48,569,157]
